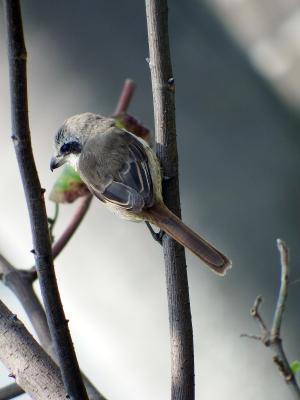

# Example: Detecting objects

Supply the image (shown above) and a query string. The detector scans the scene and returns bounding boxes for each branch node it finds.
[11,135,18,144]
[273,356,293,381]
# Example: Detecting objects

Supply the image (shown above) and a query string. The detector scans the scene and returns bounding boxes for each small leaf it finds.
[49,165,90,203]
[114,113,150,143]
[290,360,300,374]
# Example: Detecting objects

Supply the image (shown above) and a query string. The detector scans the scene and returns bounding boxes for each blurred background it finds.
[0,0,300,399]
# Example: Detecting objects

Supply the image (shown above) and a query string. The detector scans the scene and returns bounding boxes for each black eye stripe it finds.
[60,141,81,154]
[60,142,71,153]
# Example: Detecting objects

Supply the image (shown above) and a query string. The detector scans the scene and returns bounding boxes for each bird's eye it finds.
[60,142,71,153]
[60,141,81,154]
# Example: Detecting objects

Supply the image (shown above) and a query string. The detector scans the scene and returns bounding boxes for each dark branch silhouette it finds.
[3,1,88,398]
[145,1,194,399]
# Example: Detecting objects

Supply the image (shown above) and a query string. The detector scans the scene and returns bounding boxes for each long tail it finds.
[142,203,231,275]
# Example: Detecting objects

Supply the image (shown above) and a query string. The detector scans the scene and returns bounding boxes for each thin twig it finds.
[240,333,262,341]
[52,195,92,258]
[250,295,269,342]
[3,1,88,399]
[145,1,194,399]
[30,194,93,280]
[242,239,300,399]
[113,79,135,116]
[271,239,289,339]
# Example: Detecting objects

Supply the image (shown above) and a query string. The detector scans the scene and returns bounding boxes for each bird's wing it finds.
[79,129,154,212]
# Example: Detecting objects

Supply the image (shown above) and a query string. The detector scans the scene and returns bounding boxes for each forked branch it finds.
[242,239,300,399]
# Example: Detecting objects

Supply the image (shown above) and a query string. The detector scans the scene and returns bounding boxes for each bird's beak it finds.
[50,155,66,171]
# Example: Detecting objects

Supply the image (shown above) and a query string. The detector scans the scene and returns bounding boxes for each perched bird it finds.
[50,113,231,275]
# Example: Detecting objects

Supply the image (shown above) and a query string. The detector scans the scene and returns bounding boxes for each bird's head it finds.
[50,112,114,171]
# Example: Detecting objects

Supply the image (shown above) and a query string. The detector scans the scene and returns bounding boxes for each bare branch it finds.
[242,239,300,399]
[240,333,262,341]
[113,79,135,116]
[0,254,52,351]
[28,194,93,281]
[250,296,269,342]
[52,195,92,258]
[271,239,289,339]
[3,1,88,398]
[0,300,65,400]
[145,1,194,399]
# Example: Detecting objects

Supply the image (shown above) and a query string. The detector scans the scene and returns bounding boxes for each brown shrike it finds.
[50,113,231,275]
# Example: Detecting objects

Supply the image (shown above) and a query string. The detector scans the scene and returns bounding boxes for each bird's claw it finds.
[145,222,165,245]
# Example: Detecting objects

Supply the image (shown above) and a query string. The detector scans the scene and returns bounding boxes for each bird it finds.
[50,112,231,275]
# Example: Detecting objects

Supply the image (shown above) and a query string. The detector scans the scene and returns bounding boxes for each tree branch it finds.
[113,79,135,116]
[145,1,194,399]
[29,194,93,281]
[242,239,300,399]
[52,195,92,258]
[271,239,289,339]
[0,300,65,400]
[3,1,88,398]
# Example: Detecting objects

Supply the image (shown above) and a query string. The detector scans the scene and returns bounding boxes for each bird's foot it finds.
[145,221,165,245]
